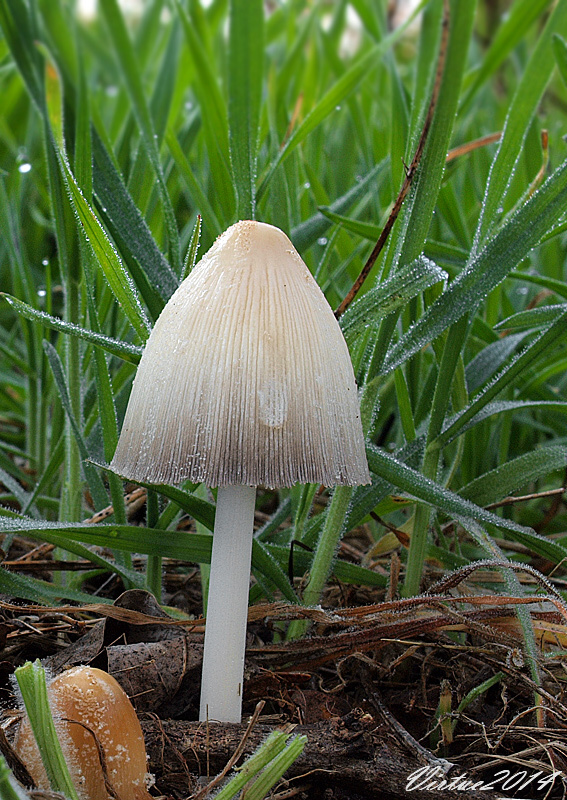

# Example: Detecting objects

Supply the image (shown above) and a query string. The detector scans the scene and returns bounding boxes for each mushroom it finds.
[111,220,369,723]
[14,666,153,800]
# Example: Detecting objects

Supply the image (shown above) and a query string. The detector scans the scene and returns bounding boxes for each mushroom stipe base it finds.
[199,485,256,723]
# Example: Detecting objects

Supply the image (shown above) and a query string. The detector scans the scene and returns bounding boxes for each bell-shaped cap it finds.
[111,220,370,489]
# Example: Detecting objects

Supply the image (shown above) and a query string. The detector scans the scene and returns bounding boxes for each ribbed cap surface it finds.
[111,221,370,488]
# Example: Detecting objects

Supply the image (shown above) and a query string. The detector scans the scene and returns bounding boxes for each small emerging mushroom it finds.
[111,220,370,723]
[14,666,153,800]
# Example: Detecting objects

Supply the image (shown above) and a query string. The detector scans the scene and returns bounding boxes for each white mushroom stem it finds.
[199,485,256,723]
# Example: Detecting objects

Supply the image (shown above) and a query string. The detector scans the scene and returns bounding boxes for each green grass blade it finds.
[553,33,567,88]
[96,463,216,531]
[182,214,202,280]
[460,0,553,112]
[1,293,142,364]
[0,0,43,108]
[494,305,567,331]
[460,446,567,507]
[97,0,181,273]
[435,309,567,448]
[43,341,109,511]
[0,753,33,800]
[287,485,353,639]
[439,400,567,448]
[291,161,388,252]
[393,0,478,268]
[4,517,141,587]
[174,0,234,222]
[242,735,308,800]
[92,131,179,305]
[340,256,447,340]
[366,0,477,383]
[82,249,129,540]
[508,270,567,301]
[228,0,264,219]
[475,0,567,249]
[58,154,152,342]
[15,661,81,800]
[318,207,381,241]
[266,542,387,589]
[252,539,298,604]
[465,332,529,393]
[257,1,427,201]
[384,159,567,374]
[165,128,223,239]
[365,442,539,540]
[213,731,288,800]
[0,515,214,563]
[0,567,113,605]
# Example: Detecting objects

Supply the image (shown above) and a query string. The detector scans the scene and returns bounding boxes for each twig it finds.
[84,487,146,524]
[271,784,312,799]
[334,0,451,319]
[359,668,452,772]
[446,132,501,162]
[528,129,550,197]
[486,486,566,511]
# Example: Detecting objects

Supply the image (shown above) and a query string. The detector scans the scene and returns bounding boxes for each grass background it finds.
[0,0,566,662]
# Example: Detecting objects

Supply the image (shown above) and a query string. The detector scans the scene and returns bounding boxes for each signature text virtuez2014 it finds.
[406,765,563,793]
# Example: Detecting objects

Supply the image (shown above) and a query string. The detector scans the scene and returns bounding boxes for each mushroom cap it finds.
[111,220,370,488]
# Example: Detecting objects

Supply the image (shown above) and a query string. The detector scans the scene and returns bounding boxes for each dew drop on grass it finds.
[317,237,328,246]
[18,163,32,174]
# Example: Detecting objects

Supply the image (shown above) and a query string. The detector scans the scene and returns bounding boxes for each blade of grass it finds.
[460,0,553,113]
[0,515,214,563]
[434,308,567,449]
[365,442,550,542]
[174,0,235,224]
[58,153,152,343]
[228,0,263,219]
[0,567,114,605]
[257,0,428,202]
[0,754,33,800]
[474,0,567,251]
[165,128,223,239]
[384,159,567,374]
[15,661,80,800]
[291,161,388,252]
[364,0,476,380]
[97,0,181,273]
[287,485,353,639]
[1,294,142,364]
[460,446,567,507]
[182,214,202,281]
[340,256,447,340]
[43,340,109,512]
[240,734,307,800]
[212,731,289,800]
[92,130,179,305]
